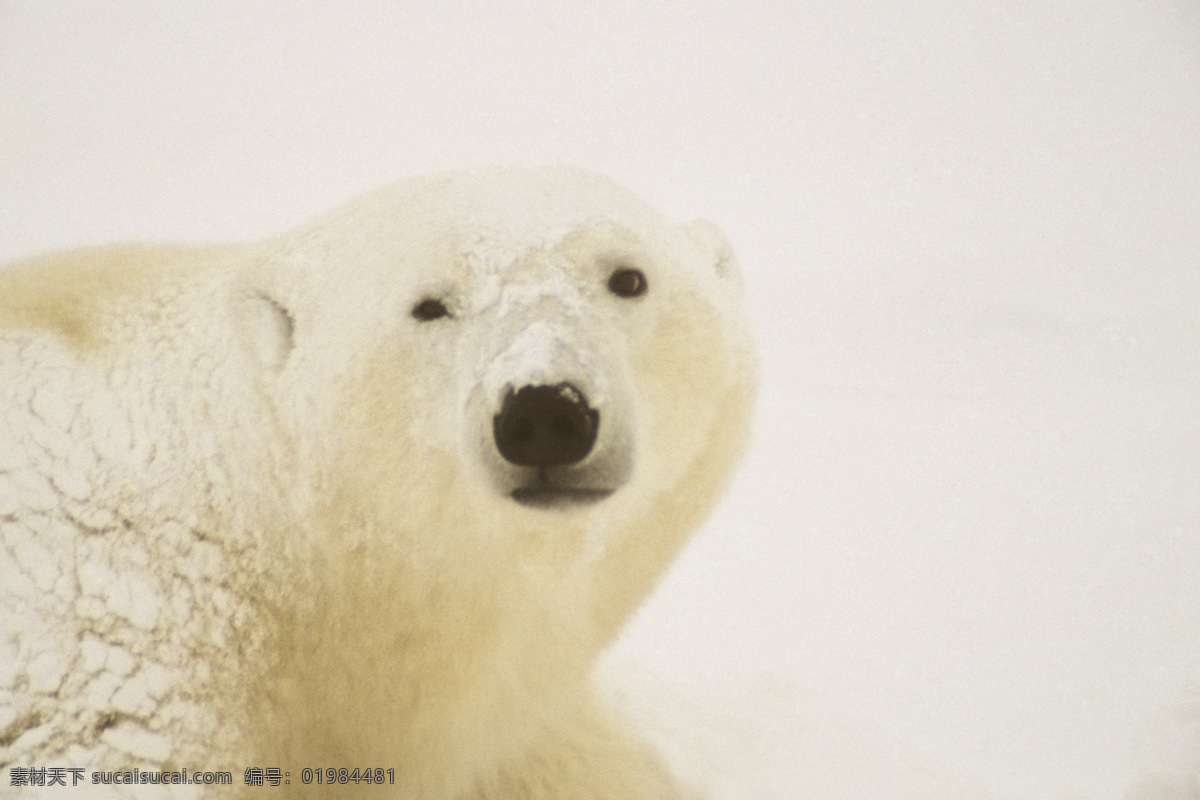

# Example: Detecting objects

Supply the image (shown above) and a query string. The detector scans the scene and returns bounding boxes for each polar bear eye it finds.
[607,268,647,298]
[411,298,451,321]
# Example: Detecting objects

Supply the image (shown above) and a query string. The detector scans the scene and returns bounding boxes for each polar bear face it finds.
[253,168,752,585]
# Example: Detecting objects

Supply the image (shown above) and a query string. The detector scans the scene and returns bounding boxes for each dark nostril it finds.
[509,417,535,443]
[493,383,599,467]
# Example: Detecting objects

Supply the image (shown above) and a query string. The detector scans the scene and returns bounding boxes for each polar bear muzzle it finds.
[492,382,618,507]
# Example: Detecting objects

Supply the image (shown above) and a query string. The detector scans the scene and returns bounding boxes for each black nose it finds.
[493,383,600,467]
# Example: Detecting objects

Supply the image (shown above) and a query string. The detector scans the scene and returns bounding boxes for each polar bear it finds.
[0,167,754,798]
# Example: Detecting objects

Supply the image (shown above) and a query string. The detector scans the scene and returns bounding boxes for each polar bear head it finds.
[241,166,753,645]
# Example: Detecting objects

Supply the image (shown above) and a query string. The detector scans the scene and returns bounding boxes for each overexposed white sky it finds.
[2,3,1198,798]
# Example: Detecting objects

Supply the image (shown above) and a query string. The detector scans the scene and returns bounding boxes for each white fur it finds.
[0,167,754,799]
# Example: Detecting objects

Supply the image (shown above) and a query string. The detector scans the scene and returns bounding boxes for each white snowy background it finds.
[1,3,1198,798]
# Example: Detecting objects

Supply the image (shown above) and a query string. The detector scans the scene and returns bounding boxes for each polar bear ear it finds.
[681,219,741,290]
[237,290,296,372]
